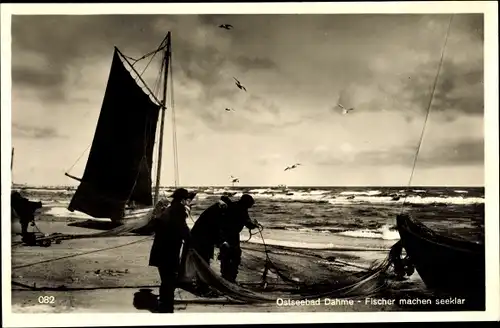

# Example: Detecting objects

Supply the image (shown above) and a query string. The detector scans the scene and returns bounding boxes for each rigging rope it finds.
[65,143,92,174]
[123,34,169,66]
[400,14,454,213]
[169,46,180,188]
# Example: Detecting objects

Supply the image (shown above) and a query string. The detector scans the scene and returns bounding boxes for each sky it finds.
[9,13,485,187]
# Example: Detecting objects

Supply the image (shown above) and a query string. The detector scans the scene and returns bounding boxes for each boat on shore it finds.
[65,32,177,224]
[396,214,485,304]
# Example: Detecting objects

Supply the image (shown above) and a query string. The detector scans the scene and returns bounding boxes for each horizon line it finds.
[11,183,485,189]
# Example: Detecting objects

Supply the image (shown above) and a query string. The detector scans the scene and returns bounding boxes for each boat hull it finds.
[396,214,485,301]
[112,207,153,224]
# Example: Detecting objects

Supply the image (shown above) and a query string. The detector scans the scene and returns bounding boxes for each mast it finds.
[11,147,14,185]
[154,32,171,204]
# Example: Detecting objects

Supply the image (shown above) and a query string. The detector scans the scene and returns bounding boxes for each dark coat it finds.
[149,201,191,268]
[190,198,230,259]
[219,197,258,247]
[11,192,42,223]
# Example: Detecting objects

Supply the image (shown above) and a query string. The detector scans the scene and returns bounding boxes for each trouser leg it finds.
[220,246,242,283]
[158,266,176,313]
[21,221,28,236]
[21,219,30,243]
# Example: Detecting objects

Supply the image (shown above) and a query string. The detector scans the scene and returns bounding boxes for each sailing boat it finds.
[65,32,177,224]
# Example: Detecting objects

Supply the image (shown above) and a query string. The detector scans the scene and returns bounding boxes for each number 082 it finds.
[37,296,55,304]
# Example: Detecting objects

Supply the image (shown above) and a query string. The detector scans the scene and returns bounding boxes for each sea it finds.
[12,185,486,310]
[20,185,485,247]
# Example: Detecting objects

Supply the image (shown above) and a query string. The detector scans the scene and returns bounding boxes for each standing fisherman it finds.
[148,188,196,313]
[218,194,259,283]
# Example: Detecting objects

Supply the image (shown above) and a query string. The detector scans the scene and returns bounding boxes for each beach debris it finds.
[233,77,247,92]
[284,163,301,171]
[91,269,129,276]
[219,24,233,30]
[337,102,354,114]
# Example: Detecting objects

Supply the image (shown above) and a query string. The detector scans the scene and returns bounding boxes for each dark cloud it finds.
[456,13,484,41]
[12,65,64,88]
[11,15,278,105]
[298,139,484,168]
[235,56,278,72]
[11,14,483,130]
[376,56,483,120]
[418,140,484,167]
[12,123,64,139]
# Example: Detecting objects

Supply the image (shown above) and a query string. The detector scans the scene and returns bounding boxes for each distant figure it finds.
[233,77,247,92]
[219,24,233,30]
[218,194,260,283]
[11,191,42,242]
[148,188,196,313]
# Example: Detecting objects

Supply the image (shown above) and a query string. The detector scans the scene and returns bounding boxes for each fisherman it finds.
[218,194,260,283]
[190,197,230,265]
[11,191,43,243]
[148,188,196,313]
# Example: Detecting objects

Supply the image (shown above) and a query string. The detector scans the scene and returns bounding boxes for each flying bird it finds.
[225,108,235,112]
[284,163,301,171]
[230,175,240,183]
[337,103,354,115]
[233,77,247,92]
[219,24,233,30]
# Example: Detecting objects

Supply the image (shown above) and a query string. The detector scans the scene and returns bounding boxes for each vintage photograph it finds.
[2,2,497,324]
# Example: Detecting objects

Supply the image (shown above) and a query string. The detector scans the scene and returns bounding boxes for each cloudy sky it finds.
[10,13,484,187]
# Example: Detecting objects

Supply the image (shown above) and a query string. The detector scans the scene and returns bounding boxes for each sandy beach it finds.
[11,214,409,313]
[12,205,480,314]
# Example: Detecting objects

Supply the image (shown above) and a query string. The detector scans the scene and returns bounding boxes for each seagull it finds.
[337,103,354,115]
[230,175,240,183]
[284,163,301,171]
[219,24,233,30]
[233,77,247,92]
[225,108,235,112]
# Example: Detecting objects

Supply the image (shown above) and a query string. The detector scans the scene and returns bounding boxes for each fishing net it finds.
[178,243,391,304]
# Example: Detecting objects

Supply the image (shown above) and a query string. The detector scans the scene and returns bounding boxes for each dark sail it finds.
[68,48,161,219]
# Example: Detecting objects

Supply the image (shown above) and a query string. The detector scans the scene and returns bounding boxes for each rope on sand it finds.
[12,237,151,270]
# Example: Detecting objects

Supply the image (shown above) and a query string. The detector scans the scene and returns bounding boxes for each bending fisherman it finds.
[148,188,196,313]
[190,197,231,265]
[11,191,42,243]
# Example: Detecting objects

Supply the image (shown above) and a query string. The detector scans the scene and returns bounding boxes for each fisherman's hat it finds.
[169,188,197,200]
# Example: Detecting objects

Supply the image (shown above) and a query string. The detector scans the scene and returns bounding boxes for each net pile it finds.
[179,245,391,304]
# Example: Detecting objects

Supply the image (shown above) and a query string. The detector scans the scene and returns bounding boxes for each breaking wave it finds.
[336,224,400,241]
